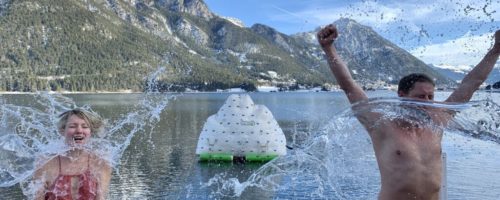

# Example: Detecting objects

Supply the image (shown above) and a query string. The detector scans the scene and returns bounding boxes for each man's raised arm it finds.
[317,24,368,104]
[446,30,500,103]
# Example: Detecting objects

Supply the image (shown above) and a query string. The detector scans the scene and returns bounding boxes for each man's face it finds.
[398,81,435,101]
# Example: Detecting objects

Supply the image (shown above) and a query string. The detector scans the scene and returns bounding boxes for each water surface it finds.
[1,91,499,199]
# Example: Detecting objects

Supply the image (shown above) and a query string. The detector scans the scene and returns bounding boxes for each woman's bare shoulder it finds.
[35,155,59,170]
[33,155,59,181]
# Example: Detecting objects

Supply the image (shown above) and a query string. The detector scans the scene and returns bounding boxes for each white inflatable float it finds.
[195,94,286,162]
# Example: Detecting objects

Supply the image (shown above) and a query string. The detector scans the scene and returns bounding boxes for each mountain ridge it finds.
[430,63,500,84]
[0,0,451,92]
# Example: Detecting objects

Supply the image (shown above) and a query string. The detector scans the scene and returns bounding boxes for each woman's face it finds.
[62,114,92,146]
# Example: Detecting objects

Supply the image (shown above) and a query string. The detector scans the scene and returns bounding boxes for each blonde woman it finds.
[33,109,112,200]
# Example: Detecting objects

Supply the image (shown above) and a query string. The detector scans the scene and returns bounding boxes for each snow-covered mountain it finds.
[430,62,500,84]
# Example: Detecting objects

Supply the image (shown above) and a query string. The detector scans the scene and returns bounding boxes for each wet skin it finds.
[367,82,444,200]
[62,115,93,199]
[33,115,112,200]
[318,23,500,199]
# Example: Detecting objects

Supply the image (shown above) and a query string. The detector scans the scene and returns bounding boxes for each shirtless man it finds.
[317,24,500,199]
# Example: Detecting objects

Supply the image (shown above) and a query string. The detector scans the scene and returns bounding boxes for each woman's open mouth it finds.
[73,136,85,143]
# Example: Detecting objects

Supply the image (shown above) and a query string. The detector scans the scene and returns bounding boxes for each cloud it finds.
[273,0,498,49]
[270,5,305,22]
[410,32,495,66]
[263,0,499,69]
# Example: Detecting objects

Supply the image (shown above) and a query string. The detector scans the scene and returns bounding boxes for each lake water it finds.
[1,91,499,199]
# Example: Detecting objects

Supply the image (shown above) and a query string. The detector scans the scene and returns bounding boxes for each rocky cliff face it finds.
[155,0,213,20]
[0,0,11,16]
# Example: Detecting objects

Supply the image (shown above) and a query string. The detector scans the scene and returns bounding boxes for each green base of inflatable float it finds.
[199,153,278,163]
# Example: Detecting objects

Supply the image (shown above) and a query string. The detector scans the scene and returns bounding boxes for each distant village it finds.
[215,73,500,93]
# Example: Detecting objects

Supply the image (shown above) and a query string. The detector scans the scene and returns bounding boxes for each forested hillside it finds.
[0,0,449,92]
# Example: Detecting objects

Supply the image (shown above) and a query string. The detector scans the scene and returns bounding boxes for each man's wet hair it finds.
[398,73,435,94]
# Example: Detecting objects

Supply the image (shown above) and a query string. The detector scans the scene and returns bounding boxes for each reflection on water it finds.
[1,91,500,199]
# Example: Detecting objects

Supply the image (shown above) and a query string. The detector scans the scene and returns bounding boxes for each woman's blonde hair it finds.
[57,108,104,135]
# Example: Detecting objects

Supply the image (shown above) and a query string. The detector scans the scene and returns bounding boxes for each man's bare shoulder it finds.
[351,103,385,128]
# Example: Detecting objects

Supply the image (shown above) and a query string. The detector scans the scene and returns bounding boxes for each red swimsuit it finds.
[45,155,98,200]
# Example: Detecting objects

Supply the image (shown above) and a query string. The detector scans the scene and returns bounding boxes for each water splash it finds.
[0,67,173,198]
[448,96,500,143]
[100,67,173,167]
[337,0,499,54]
[202,97,500,199]
[0,93,71,188]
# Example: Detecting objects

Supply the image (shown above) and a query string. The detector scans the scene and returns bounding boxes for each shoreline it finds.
[1,89,498,95]
[0,91,141,95]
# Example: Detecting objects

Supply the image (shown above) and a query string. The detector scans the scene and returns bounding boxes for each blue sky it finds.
[204,0,500,68]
